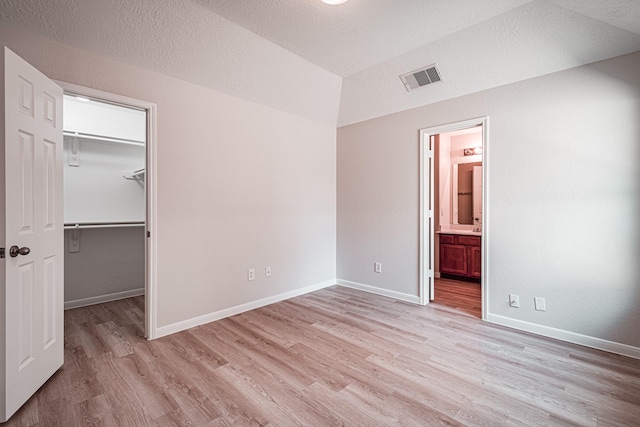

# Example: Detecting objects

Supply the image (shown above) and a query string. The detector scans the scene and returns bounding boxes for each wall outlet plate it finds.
[534,297,546,311]
[265,266,271,277]
[248,268,255,281]
[374,262,382,273]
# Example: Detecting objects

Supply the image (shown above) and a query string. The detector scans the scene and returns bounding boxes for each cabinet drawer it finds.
[458,236,481,246]
[440,234,455,244]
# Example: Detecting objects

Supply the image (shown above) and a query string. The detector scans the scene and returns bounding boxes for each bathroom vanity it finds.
[438,232,481,280]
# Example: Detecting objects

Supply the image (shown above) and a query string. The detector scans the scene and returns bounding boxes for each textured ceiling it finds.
[0,0,343,125]
[338,0,640,125]
[193,0,532,77]
[1,0,639,126]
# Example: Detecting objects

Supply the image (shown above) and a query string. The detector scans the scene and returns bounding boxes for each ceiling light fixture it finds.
[322,0,348,5]
[463,147,483,156]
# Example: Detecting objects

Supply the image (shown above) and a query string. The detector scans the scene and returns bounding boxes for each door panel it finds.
[18,131,35,232]
[440,243,468,276]
[18,262,35,370]
[2,46,64,422]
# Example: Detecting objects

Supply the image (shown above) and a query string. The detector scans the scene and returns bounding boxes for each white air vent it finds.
[400,64,442,92]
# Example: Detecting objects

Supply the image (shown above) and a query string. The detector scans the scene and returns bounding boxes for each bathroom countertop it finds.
[437,229,482,236]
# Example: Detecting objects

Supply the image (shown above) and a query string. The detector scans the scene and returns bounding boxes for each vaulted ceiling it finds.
[1,0,639,126]
[193,0,534,77]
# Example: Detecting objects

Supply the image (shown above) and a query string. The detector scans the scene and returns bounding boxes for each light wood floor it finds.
[7,286,640,426]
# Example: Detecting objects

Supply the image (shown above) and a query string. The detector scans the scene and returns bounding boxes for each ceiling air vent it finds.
[400,64,442,92]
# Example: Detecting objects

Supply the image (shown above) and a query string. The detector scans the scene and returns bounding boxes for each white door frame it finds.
[419,117,489,319]
[54,81,158,339]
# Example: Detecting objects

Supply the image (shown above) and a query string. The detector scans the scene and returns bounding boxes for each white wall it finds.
[64,139,145,223]
[0,28,337,333]
[437,134,451,232]
[338,51,640,354]
[64,95,146,142]
[64,227,145,307]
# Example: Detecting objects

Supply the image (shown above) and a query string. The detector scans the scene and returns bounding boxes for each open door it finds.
[1,47,64,422]
[419,133,435,304]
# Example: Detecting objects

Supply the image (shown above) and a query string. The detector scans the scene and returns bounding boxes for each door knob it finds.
[9,246,30,257]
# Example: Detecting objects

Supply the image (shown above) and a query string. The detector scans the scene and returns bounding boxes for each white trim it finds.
[145,102,158,339]
[155,280,336,339]
[480,119,490,321]
[337,280,420,304]
[54,80,159,339]
[418,131,433,305]
[418,117,489,319]
[64,288,145,310]
[487,314,640,360]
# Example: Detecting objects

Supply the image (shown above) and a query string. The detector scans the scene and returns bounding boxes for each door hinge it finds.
[0,248,4,259]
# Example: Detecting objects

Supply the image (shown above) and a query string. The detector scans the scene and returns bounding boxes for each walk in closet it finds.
[63,95,146,308]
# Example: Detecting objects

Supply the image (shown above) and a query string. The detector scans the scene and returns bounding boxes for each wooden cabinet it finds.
[439,234,481,280]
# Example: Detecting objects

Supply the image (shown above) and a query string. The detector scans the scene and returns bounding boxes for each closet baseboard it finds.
[64,288,145,310]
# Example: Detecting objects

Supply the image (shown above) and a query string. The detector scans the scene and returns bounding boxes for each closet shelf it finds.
[123,168,145,180]
[64,222,145,230]
[63,130,145,147]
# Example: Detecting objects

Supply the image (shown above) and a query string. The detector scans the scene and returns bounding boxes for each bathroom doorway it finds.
[419,117,487,319]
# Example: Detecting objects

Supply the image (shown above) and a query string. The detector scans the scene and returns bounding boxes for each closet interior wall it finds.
[63,95,146,309]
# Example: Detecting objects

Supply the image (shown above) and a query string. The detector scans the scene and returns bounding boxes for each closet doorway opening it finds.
[419,117,488,319]
[58,82,157,339]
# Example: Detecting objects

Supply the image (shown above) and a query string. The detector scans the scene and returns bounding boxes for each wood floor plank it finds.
[6,286,640,426]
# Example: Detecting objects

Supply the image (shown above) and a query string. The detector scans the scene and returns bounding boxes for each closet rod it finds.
[64,222,145,230]
[63,131,145,147]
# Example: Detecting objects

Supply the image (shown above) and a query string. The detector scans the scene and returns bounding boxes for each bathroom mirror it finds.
[452,162,482,225]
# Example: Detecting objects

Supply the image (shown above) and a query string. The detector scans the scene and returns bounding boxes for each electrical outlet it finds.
[374,262,382,273]
[265,266,271,277]
[509,294,520,308]
[534,297,546,311]
[247,268,255,281]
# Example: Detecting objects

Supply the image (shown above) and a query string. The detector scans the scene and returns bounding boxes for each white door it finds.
[473,165,482,227]
[424,135,435,303]
[1,47,64,422]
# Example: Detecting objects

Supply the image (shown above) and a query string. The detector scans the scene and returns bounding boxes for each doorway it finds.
[419,117,488,319]
[57,81,158,338]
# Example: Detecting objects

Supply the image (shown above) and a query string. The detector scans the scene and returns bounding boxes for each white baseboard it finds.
[65,288,145,310]
[487,313,640,360]
[336,279,420,304]
[154,279,336,339]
